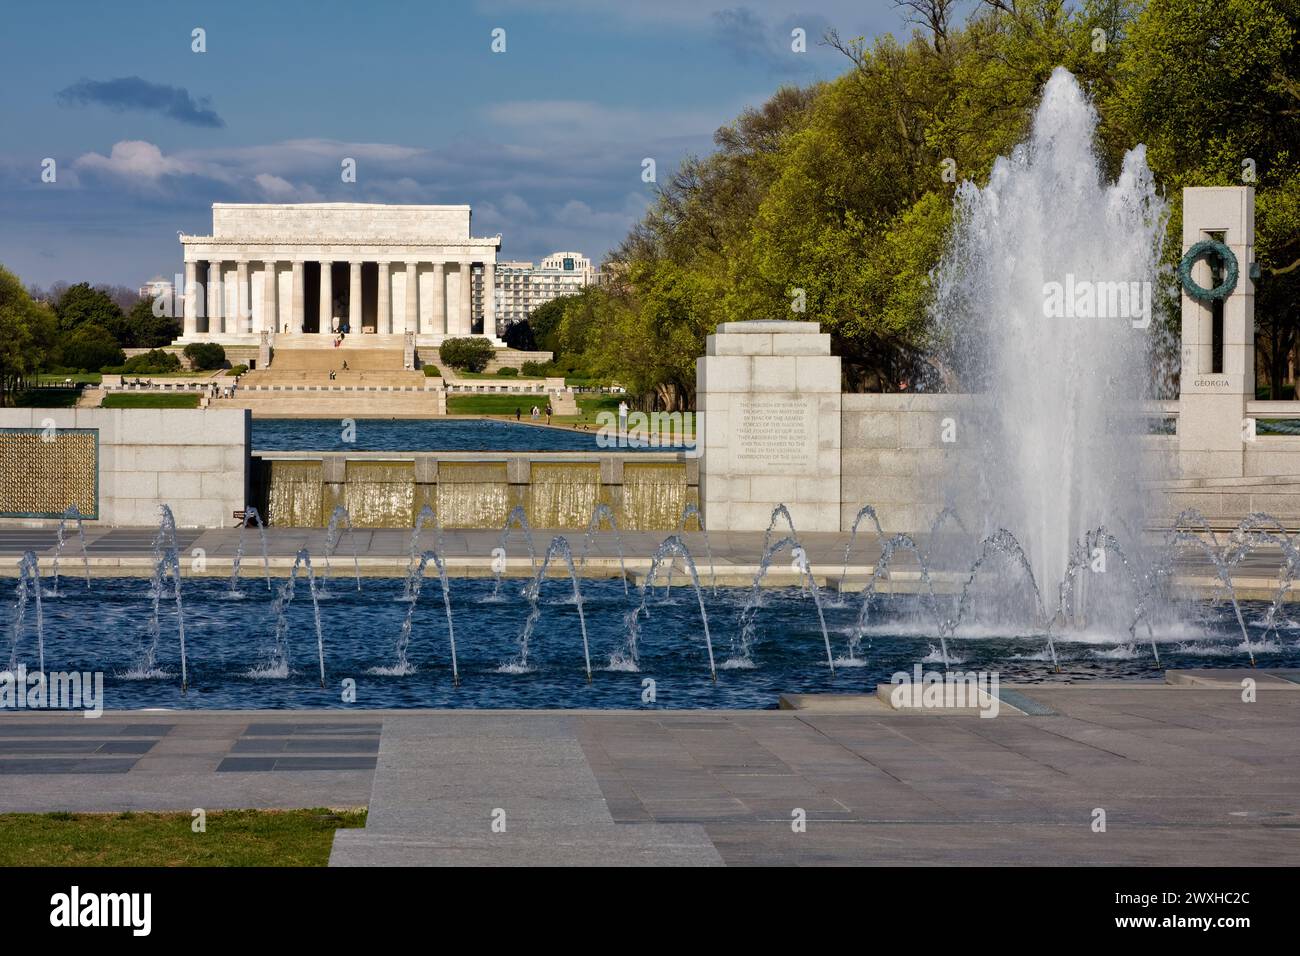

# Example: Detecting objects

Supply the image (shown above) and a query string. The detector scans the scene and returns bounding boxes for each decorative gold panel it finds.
[0,428,98,519]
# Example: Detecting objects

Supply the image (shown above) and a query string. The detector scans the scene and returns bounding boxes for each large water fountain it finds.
[930,67,1172,620]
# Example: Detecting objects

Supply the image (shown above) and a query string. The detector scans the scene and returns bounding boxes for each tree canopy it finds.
[540,0,1299,406]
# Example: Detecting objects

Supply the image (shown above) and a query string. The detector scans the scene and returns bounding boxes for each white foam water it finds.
[931,67,1171,607]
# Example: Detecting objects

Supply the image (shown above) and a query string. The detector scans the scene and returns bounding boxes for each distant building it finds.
[494,251,596,333]
[139,276,174,302]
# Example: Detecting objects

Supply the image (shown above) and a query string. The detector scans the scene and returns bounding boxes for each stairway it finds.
[328,715,722,866]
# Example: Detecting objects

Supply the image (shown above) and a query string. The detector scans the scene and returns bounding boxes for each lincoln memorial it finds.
[177,203,503,347]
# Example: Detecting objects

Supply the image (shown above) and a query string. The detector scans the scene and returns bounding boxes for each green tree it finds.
[61,324,124,372]
[183,342,227,370]
[0,265,58,405]
[118,297,182,348]
[1114,0,1300,395]
[438,337,495,372]
[54,282,124,333]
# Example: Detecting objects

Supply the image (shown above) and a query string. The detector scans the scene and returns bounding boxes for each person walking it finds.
[514,407,521,421]
[530,405,539,422]
[545,402,553,425]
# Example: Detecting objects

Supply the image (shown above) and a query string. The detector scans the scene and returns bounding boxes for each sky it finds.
[0,0,903,288]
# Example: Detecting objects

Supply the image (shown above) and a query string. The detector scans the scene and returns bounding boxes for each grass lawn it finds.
[447,393,630,428]
[38,372,101,385]
[0,808,367,867]
[101,393,201,409]
[450,371,545,381]
[13,388,80,408]
[446,394,539,416]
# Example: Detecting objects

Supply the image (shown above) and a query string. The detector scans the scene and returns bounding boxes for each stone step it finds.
[269,347,407,371]
[329,713,722,866]
[329,824,721,866]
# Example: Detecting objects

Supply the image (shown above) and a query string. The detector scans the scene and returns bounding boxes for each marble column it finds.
[378,261,391,334]
[405,261,419,335]
[349,261,363,333]
[458,261,473,335]
[291,261,305,333]
[319,261,333,336]
[431,262,446,334]
[482,260,496,337]
[207,261,223,335]
[183,261,198,336]
[262,260,277,334]
[236,260,250,333]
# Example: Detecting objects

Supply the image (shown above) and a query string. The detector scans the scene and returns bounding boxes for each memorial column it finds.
[319,261,334,336]
[236,260,250,333]
[291,260,305,334]
[183,261,198,337]
[206,260,223,336]
[262,260,277,334]
[458,261,473,335]
[482,260,496,338]
[348,261,362,333]
[378,261,391,334]
[405,261,419,335]
[431,262,446,334]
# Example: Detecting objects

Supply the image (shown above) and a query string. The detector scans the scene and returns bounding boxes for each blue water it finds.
[251,418,669,453]
[13,578,1295,710]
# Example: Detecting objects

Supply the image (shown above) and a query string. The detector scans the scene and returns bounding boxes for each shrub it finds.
[520,361,550,377]
[61,324,125,372]
[496,366,519,376]
[422,365,442,377]
[438,337,495,373]
[120,349,182,374]
[183,341,227,370]
[228,364,248,376]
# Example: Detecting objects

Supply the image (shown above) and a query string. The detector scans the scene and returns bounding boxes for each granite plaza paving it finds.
[0,677,1297,865]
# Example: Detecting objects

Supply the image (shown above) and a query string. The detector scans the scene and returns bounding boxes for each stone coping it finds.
[250,449,688,461]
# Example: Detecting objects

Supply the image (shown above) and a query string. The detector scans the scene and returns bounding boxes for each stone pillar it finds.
[319,261,333,336]
[697,320,841,532]
[431,262,446,334]
[405,261,420,336]
[183,261,198,337]
[206,261,223,336]
[482,260,496,337]
[235,260,250,333]
[1177,186,1256,479]
[349,261,362,333]
[262,261,277,335]
[291,261,305,333]
[458,261,473,335]
[378,261,391,334]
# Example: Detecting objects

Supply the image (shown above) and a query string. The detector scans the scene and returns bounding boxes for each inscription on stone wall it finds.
[729,397,816,475]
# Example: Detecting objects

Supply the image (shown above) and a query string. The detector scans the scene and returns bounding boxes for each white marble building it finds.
[177,203,502,346]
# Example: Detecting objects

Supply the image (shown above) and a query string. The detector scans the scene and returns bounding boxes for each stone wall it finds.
[697,321,842,532]
[840,393,968,533]
[0,408,249,529]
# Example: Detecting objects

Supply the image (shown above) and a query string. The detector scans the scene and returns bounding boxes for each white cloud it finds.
[74,140,197,182]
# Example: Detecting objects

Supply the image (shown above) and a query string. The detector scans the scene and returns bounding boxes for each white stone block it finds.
[749,356,796,392]
[794,356,842,392]
[708,333,773,356]
[697,356,751,393]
